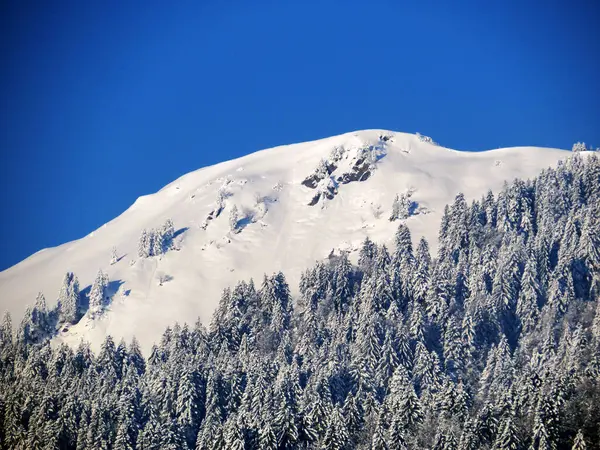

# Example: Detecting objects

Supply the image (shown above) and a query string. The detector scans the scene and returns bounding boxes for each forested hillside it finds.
[1,153,599,449]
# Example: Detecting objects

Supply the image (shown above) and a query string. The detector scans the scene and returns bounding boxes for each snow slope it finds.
[0,130,572,351]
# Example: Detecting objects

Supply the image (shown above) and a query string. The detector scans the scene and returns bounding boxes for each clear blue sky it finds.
[0,0,598,271]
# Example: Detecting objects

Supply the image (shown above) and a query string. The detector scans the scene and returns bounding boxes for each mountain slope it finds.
[0,130,572,350]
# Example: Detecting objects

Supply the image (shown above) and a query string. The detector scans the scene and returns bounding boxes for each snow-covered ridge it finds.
[0,130,571,350]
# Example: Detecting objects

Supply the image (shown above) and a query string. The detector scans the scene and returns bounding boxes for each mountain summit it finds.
[0,130,571,350]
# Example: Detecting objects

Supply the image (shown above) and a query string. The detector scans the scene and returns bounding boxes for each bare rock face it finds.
[301,160,337,189]
[302,137,390,205]
[308,178,338,206]
[337,155,372,184]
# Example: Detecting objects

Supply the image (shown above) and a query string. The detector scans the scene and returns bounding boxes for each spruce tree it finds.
[111,246,119,265]
[493,417,519,450]
[89,269,109,314]
[230,205,239,232]
[58,272,81,325]
[390,194,401,222]
[320,408,348,450]
[571,429,586,450]
[371,411,389,450]
[138,229,150,258]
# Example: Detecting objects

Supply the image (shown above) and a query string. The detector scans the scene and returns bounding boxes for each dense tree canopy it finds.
[1,154,599,449]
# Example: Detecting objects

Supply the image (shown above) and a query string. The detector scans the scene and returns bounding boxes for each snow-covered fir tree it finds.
[137,219,176,258]
[138,228,151,258]
[89,269,109,314]
[229,204,239,232]
[389,192,414,221]
[58,271,81,325]
[111,246,119,265]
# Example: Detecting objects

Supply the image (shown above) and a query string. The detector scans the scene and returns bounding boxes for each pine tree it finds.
[138,229,151,258]
[528,389,563,450]
[412,237,431,303]
[399,380,423,428]
[58,272,81,325]
[475,403,499,446]
[18,292,52,345]
[89,269,109,314]
[0,311,13,353]
[548,261,575,317]
[303,388,330,442]
[371,412,389,450]
[195,412,223,450]
[571,429,586,450]
[111,246,119,265]
[176,365,201,447]
[443,315,465,375]
[391,223,414,304]
[230,205,239,232]
[160,415,185,450]
[387,414,408,450]
[518,257,541,334]
[320,408,348,450]
[258,421,277,450]
[390,192,414,221]
[433,430,458,450]
[273,368,299,449]
[223,416,245,450]
[390,194,401,221]
[377,331,399,383]
[413,341,442,397]
[580,208,600,299]
[342,392,363,437]
[359,236,377,276]
[529,416,552,450]
[114,420,135,450]
[149,229,162,257]
[161,219,175,252]
[493,417,519,450]
[128,337,146,375]
[457,419,479,450]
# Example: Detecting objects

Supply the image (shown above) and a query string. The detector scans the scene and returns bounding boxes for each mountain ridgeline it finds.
[1,153,599,449]
[0,131,579,350]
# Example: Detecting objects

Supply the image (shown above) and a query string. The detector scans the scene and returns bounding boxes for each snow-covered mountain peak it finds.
[0,130,572,350]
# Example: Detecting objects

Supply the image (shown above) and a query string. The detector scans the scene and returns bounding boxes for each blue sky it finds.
[0,0,598,271]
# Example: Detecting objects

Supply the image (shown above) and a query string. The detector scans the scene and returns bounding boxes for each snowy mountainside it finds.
[0,130,572,350]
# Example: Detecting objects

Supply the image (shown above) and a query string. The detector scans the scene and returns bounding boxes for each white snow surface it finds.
[0,130,572,351]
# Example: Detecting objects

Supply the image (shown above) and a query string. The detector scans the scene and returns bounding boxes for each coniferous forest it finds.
[1,154,599,449]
